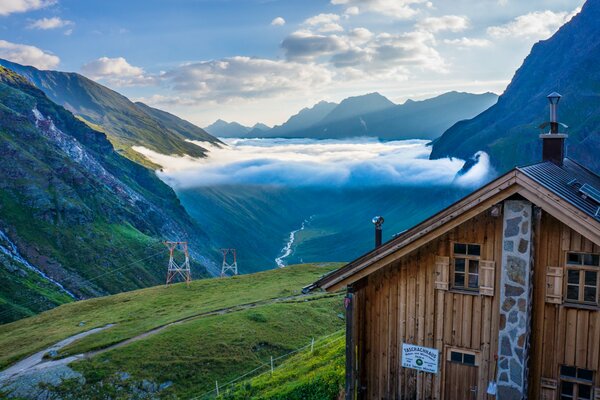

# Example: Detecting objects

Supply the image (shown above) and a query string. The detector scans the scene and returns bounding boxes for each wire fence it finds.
[190,329,345,400]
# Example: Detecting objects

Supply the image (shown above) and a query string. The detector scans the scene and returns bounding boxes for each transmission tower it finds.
[164,241,191,286]
[220,248,238,277]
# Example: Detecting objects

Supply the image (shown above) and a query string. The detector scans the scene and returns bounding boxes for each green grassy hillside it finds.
[221,331,345,400]
[0,264,344,399]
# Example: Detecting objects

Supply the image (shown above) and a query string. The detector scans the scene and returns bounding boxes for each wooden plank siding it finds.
[529,212,600,399]
[354,210,502,399]
[352,205,600,399]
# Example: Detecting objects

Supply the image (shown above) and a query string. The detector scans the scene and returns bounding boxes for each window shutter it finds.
[594,387,600,400]
[546,266,563,304]
[540,378,557,400]
[434,256,449,290]
[479,260,495,296]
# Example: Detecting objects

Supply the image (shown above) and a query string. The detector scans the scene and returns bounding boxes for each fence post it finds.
[311,337,315,353]
[215,380,219,397]
[270,356,274,375]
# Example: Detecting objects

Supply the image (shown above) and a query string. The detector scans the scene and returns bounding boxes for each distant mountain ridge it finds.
[430,1,599,174]
[0,59,221,167]
[206,91,497,140]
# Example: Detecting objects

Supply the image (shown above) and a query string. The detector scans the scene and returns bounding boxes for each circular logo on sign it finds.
[416,359,423,366]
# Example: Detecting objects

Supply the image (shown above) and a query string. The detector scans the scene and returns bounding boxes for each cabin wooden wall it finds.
[354,210,503,400]
[352,206,600,400]
[529,211,600,399]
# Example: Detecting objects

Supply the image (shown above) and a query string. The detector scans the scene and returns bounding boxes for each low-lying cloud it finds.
[134,138,491,190]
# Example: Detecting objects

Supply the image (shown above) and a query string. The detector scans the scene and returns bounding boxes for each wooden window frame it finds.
[451,241,481,293]
[445,347,480,366]
[559,365,594,400]
[563,251,600,307]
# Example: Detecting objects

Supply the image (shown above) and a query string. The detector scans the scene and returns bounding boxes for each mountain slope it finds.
[0,59,220,166]
[0,66,212,323]
[253,92,496,140]
[0,264,343,399]
[267,101,338,138]
[205,119,253,137]
[430,2,598,174]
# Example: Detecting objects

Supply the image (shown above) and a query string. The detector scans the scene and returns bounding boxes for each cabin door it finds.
[444,349,479,400]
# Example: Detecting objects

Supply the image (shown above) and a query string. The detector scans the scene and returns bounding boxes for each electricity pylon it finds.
[164,241,191,286]
[220,248,238,277]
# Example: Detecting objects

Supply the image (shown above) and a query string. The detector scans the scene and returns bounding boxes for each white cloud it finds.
[487,8,581,40]
[271,17,285,26]
[443,37,491,48]
[345,6,359,16]
[282,30,348,60]
[0,40,59,69]
[417,15,470,33]
[0,0,56,16]
[80,56,155,86]
[134,138,490,189]
[162,56,333,103]
[28,17,73,30]
[331,0,428,20]
[303,13,344,33]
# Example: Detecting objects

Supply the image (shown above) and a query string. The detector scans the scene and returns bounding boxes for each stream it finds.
[275,216,313,268]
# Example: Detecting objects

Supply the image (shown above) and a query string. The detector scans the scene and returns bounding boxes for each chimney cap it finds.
[372,216,384,227]
[547,92,562,104]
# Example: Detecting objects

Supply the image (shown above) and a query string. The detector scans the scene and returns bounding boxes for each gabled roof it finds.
[314,159,600,292]
[518,159,600,222]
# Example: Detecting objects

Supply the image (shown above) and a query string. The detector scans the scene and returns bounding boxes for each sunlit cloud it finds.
[0,39,59,69]
[133,138,491,189]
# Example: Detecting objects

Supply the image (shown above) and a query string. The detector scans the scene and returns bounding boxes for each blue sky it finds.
[0,0,584,126]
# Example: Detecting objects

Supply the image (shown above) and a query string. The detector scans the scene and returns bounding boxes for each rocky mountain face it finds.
[0,59,221,167]
[0,66,213,323]
[430,1,599,174]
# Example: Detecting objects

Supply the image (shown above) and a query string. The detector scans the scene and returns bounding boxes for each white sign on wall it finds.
[401,343,439,374]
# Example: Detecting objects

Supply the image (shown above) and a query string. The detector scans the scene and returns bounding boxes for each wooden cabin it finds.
[311,96,600,400]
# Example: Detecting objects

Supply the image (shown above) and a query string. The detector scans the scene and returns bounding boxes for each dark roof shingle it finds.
[518,159,600,221]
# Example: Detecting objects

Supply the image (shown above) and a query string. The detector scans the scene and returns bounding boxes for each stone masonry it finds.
[496,200,533,399]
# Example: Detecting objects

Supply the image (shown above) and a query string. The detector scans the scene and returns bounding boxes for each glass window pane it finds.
[463,354,475,365]
[454,258,466,272]
[578,384,592,399]
[567,285,580,301]
[585,271,597,286]
[468,244,481,256]
[454,243,467,255]
[568,253,582,265]
[450,351,462,362]
[584,287,596,303]
[468,274,479,289]
[470,260,479,274]
[577,368,594,382]
[455,273,465,287]
[583,254,600,267]
[561,381,574,395]
[568,270,580,285]
[561,365,577,377]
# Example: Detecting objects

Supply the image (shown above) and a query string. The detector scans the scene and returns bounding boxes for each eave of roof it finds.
[314,160,600,292]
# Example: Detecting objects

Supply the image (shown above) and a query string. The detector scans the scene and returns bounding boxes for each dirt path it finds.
[0,324,114,383]
[0,292,333,382]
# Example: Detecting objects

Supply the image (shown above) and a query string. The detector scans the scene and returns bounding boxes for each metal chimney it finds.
[372,216,384,248]
[539,92,568,165]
